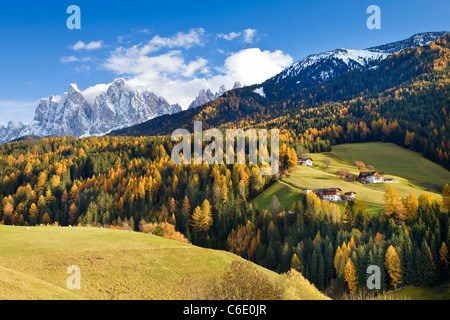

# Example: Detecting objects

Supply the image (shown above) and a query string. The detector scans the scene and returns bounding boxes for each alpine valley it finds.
[1,31,450,300]
[1,32,447,145]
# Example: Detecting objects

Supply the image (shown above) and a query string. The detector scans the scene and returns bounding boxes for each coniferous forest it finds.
[1,35,450,298]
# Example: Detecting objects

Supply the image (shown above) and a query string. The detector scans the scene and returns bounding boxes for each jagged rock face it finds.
[188,81,242,110]
[0,32,447,144]
[0,79,182,144]
[0,121,27,144]
[21,84,92,138]
[188,89,216,110]
[232,81,242,90]
[90,79,181,135]
[21,84,93,138]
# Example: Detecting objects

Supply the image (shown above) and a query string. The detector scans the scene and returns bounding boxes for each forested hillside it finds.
[112,35,450,170]
[1,134,449,297]
[1,36,449,299]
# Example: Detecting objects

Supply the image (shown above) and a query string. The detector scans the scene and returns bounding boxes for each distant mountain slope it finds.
[188,81,242,110]
[110,34,450,170]
[265,31,448,91]
[112,33,450,137]
[0,79,182,144]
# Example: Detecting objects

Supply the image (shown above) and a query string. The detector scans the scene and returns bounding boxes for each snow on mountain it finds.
[188,89,216,110]
[1,32,447,145]
[367,31,449,54]
[0,79,182,144]
[268,31,448,87]
[188,81,242,109]
[253,87,266,97]
[232,81,242,90]
[272,48,389,85]
[21,83,94,138]
[90,79,181,135]
[0,121,27,145]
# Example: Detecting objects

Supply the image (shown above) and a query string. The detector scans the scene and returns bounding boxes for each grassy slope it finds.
[252,142,448,212]
[388,284,449,300]
[318,143,450,193]
[0,226,328,300]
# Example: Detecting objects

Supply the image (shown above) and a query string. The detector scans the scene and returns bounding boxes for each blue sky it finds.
[0,0,449,125]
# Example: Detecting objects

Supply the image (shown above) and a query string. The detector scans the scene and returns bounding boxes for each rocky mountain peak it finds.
[0,79,182,143]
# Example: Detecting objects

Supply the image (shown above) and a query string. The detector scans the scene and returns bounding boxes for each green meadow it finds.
[388,284,449,300]
[0,225,328,300]
[251,142,448,212]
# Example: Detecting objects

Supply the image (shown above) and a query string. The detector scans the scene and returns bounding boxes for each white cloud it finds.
[71,40,104,51]
[100,41,292,109]
[83,83,110,106]
[217,32,241,41]
[60,56,93,63]
[64,28,292,110]
[137,28,151,34]
[217,28,258,44]
[74,65,91,73]
[243,29,258,44]
[126,28,206,55]
[60,56,80,63]
[221,48,293,86]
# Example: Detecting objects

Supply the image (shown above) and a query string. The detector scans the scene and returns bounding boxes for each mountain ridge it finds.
[265,31,448,91]
[188,81,242,110]
[0,79,182,144]
[108,33,450,172]
[1,31,447,145]
[110,31,450,139]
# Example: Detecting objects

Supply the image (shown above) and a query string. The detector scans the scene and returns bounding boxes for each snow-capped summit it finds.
[21,83,94,138]
[0,121,27,144]
[232,81,242,90]
[367,31,449,54]
[90,79,181,135]
[188,81,243,110]
[188,89,216,110]
[272,48,389,85]
[268,31,448,88]
[0,79,182,144]
[217,85,227,97]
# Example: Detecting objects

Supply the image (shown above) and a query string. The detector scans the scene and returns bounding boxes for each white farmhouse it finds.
[299,157,314,167]
[358,171,384,184]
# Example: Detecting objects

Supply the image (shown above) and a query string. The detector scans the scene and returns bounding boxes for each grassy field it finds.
[0,225,328,300]
[251,180,304,212]
[325,143,450,193]
[388,284,449,300]
[251,142,448,212]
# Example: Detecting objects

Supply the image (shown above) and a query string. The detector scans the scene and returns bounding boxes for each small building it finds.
[343,192,357,201]
[321,188,342,202]
[304,188,355,202]
[299,157,314,167]
[384,177,394,183]
[358,171,384,184]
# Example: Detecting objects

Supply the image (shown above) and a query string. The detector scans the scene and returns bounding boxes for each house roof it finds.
[322,188,342,195]
[358,171,384,178]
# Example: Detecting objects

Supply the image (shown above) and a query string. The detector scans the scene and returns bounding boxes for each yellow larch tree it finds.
[385,245,402,289]
[344,258,357,294]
